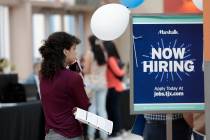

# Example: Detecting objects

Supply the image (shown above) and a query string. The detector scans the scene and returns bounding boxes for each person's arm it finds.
[70,73,90,110]
[82,50,92,74]
[108,57,125,77]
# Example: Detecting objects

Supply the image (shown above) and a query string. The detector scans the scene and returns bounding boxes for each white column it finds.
[10,2,33,80]
[83,12,92,51]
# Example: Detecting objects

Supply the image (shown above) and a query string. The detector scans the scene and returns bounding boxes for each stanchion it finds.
[166,114,172,140]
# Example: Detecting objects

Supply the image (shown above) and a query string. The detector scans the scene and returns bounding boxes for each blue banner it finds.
[131,15,204,113]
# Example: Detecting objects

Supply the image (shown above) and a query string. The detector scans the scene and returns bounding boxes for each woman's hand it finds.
[72,107,77,115]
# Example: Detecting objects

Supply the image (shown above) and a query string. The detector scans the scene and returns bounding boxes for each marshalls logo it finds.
[141,39,195,82]
[158,29,179,35]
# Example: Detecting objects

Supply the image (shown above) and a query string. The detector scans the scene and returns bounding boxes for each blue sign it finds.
[130,15,205,113]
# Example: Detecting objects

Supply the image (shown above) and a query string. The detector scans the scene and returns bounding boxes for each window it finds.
[32,13,85,60]
[49,14,62,34]
[77,14,85,57]
[0,6,10,59]
[33,14,45,59]
[64,15,76,35]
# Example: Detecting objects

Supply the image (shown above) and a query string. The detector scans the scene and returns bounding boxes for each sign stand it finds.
[166,114,172,140]
[130,15,204,114]
[130,14,204,140]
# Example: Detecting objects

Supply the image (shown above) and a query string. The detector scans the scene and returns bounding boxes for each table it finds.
[0,101,45,140]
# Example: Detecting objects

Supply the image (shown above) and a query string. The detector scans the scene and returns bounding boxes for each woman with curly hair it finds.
[39,32,90,140]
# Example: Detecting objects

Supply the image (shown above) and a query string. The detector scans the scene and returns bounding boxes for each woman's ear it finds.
[63,49,68,56]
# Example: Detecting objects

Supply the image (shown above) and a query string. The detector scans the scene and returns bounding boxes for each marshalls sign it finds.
[130,15,204,113]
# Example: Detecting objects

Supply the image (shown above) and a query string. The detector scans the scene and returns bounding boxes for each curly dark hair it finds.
[39,32,80,79]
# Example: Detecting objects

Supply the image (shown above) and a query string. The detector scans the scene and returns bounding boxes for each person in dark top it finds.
[39,32,90,140]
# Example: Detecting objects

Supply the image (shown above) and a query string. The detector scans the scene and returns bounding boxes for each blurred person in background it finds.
[184,112,205,140]
[83,35,108,140]
[25,59,41,98]
[143,112,192,140]
[103,41,125,140]
[39,32,90,140]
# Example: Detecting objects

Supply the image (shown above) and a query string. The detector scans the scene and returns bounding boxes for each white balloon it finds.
[91,4,130,41]
[192,0,203,11]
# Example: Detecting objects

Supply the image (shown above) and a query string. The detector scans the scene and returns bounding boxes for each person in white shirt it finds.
[83,35,108,140]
